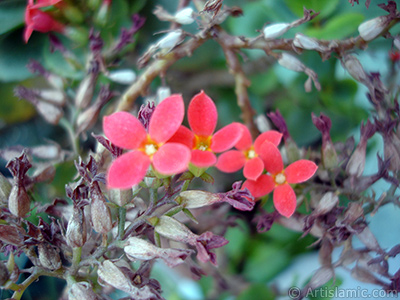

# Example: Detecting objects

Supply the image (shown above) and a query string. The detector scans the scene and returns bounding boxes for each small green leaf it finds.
[182,208,198,224]
[199,172,214,184]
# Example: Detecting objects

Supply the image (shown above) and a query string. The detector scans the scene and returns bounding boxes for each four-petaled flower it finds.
[216,123,282,180]
[24,0,64,43]
[243,141,318,218]
[103,95,191,189]
[168,91,242,169]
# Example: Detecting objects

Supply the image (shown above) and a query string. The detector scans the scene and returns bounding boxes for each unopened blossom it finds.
[174,7,195,24]
[24,0,65,43]
[168,91,242,172]
[243,142,317,218]
[346,120,376,177]
[103,95,191,189]
[358,15,392,41]
[154,215,228,265]
[312,112,338,169]
[263,23,291,39]
[124,237,193,268]
[216,124,282,180]
[180,181,254,211]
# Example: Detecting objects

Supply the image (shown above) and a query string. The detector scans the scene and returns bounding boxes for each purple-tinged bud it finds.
[76,85,114,134]
[0,261,9,286]
[38,243,62,270]
[14,86,63,125]
[138,101,156,131]
[312,113,338,169]
[293,33,326,51]
[314,192,339,215]
[97,260,153,299]
[26,60,64,89]
[8,186,30,218]
[68,282,100,300]
[263,23,291,39]
[180,181,254,211]
[358,15,392,41]
[0,172,11,204]
[174,7,195,24]
[346,120,376,177]
[154,216,228,265]
[277,53,305,72]
[106,69,136,85]
[112,14,146,54]
[0,225,24,246]
[92,134,123,159]
[268,110,300,162]
[90,183,112,234]
[341,55,369,84]
[66,205,87,248]
[124,237,193,267]
[74,62,99,109]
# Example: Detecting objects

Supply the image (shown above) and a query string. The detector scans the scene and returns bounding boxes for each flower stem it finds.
[118,206,127,240]
[59,117,79,155]
[70,247,82,275]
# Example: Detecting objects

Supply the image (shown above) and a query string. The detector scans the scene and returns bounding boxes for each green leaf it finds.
[0,0,25,35]
[237,284,275,300]
[0,82,35,124]
[199,172,214,184]
[284,0,339,19]
[306,13,365,39]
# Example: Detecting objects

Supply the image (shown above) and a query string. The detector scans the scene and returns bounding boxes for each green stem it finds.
[118,206,127,240]
[59,118,79,155]
[71,247,82,275]
[181,180,191,192]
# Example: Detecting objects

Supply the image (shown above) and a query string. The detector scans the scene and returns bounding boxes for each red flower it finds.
[103,95,191,189]
[216,124,282,180]
[24,0,64,43]
[243,141,318,218]
[168,91,242,168]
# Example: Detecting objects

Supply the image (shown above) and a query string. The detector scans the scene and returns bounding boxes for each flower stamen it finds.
[194,135,212,151]
[274,173,286,185]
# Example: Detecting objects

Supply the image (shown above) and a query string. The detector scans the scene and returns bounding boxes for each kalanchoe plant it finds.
[1,0,400,299]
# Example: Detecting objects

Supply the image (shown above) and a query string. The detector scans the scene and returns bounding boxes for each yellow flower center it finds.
[194,135,212,151]
[140,136,160,158]
[246,148,256,159]
[274,172,286,185]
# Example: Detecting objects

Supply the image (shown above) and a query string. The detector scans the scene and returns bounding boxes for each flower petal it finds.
[211,122,242,153]
[188,91,217,136]
[242,175,275,198]
[235,124,253,150]
[243,157,264,181]
[191,150,217,168]
[254,130,283,153]
[285,159,318,184]
[103,112,146,150]
[167,125,195,149]
[153,143,191,175]
[107,151,150,189]
[149,94,185,143]
[216,150,246,173]
[273,184,296,218]
[258,141,284,174]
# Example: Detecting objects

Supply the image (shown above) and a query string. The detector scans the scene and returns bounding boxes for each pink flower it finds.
[243,141,318,218]
[216,124,282,180]
[103,95,191,189]
[24,0,65,43]
[168,91,242,169]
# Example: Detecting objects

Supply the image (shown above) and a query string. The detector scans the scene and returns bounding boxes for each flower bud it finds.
[174,7,195,24]
[74,73,97,109]
[156,86,171,104]
[154,216,194,244]
[312,113,338,169]
[314,192,339,215]
[358,15,391,41]
[90,183,112,234]
[263,23,291,39]
[341,55,369,84]
[255,114,271,133]
[277,53,305,72]
[68,282,99,300]
[179,190,220,208]
[293,33,325,51]
[156,30,183,49]
[0,172,11,204]
[109,188,133,207]
[38,243,62,270]
[37,89,67,106]
[106,69,136,85]
[0,225,24,246]
[8,186,30,218]
[66,206,87,248]
[97,260,153,298]
[124,237,192,267]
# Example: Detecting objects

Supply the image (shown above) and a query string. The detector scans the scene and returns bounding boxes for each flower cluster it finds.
[103,91,318,217]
